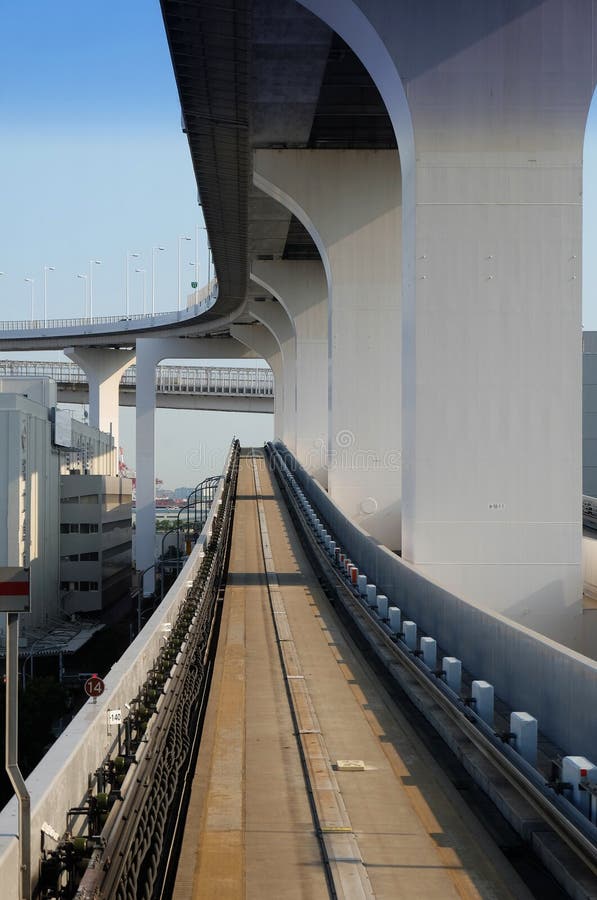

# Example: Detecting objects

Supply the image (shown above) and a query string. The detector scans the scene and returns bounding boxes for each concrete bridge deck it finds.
[173,452,529,899]
[0,359,274,413]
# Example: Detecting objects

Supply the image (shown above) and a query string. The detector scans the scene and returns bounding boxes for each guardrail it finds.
[0,283,218,333]
[0,360,274,397]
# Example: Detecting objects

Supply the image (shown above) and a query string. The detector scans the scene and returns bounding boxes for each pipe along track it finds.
[36,441,240,900]
[266,443,597,898]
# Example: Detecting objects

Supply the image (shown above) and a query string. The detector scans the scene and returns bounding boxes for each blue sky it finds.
[2,2,597,481]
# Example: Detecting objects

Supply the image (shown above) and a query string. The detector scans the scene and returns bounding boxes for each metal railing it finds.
[0,283,218,333]
[0,359,274,397]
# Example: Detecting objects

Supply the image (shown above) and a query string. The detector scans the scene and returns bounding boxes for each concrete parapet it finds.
[276,443,597,760]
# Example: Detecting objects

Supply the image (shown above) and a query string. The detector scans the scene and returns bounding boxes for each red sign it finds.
[84,674,105,698]
[0,567,30,613]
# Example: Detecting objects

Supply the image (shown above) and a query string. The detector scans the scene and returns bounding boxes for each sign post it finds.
[1,567,31,900]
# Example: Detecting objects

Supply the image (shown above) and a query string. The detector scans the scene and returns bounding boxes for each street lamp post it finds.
[151,246,165,315]
[177,235,191,310]
[43,266,55,325]
[125,251,140,317]
[195,223,200,295]
[135,267,147,314]
[76,273,88,316]
[24,278,35,321]
[88,259,101,320]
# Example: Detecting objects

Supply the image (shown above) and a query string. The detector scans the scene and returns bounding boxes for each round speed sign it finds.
[84,674,105,699]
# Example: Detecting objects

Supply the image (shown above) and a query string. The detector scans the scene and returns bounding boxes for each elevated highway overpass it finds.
[2,4,597,895]
[0,359,274,414]
[0,0,591,646]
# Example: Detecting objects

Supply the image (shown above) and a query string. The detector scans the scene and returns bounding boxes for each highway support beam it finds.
[299,0,593,645]
[251,260,328,487]
[255,149,401,550]
[64,347,135,474]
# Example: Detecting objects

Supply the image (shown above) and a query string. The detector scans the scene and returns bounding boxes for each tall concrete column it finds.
[231,323,284,441]
[255,149,401,549]
[251,260,328,487]
[246,299,297,453]
[134,336,257,596]
[135,339,160,596]
[299,0,596,646]
[64,347,135,474]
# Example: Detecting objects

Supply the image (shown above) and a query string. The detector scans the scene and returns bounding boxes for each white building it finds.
[60,475,133,613]
[0,377,130,637]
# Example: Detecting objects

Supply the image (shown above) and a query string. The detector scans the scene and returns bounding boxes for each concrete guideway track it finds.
[174,451,534,899]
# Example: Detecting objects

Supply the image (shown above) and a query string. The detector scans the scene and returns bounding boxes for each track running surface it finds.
[173,451,533,899]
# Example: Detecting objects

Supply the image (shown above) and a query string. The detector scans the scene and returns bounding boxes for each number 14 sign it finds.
[84,674,105,700]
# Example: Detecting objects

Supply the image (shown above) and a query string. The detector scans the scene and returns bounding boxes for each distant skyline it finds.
[2,2,597,486]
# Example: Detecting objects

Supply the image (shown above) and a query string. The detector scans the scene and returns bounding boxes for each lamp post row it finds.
[4,231,212,322]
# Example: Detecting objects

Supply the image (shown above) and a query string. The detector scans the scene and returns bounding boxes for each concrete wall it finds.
[583,332,597,496]
[275,443,597,762]
[0,443,233,899]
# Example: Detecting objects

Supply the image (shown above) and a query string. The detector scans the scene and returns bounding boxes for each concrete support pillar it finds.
[247,299,296,453]
[231,323,284,441]
[299,0,595,646]
[134,336,257,596]
[64,347,135,474]
[251,260,328,487]
[255,149,401,549]
[135,339,160,596]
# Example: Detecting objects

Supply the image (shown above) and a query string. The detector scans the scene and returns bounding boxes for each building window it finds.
[60,524,69,534]
[61,554,79,562]
[61,496,78,504]
[80,552,99,561]
[103,494,124,511]
[60,580,77,591]
[79,494,99,504]
[79,581,99,592]
[79,523,99,534]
